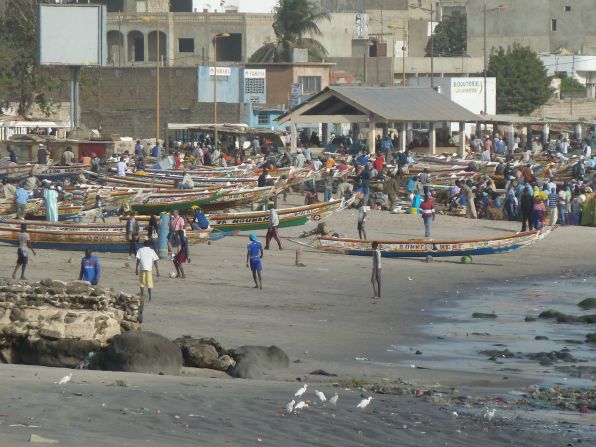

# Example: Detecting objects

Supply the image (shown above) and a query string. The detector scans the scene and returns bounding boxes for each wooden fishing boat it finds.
[313,227,553,259]
[26,204,84,221]
[0,198,43,216]
[129,189,223,214]
[208,198,354,232]
[130,186,274,214]
[0,219,211,251]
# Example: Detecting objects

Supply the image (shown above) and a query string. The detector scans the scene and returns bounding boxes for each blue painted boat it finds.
[316,227,553,259]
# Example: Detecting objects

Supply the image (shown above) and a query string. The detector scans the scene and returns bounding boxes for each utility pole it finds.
[483,0,487,115]
[430,0,434,88]
[571,50,575,116]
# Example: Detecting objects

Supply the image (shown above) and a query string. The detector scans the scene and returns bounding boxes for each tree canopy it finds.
[249,0,330,63]
[425,14,467,57]
[488,44,552,115]
[0,0,64,116]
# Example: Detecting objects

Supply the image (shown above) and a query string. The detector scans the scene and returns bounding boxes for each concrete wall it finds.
[467,0,596,58]
[533,98,596,120]
[79,67,247,139]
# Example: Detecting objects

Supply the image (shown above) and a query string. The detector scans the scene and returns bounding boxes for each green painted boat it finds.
[130,190,223,214]
[208,198,353,232]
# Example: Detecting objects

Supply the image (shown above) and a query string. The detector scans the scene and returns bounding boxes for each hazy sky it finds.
[193,0,278,13]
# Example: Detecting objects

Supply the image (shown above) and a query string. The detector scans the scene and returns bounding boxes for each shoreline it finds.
[0,196,595,444]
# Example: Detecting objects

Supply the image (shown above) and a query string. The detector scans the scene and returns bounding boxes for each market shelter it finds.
[276,86,481,155]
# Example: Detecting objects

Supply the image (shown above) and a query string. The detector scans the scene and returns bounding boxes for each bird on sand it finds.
[329,393,339,406]
[356,397,373,409]
[57,373,72,385]
[285,400,295,413]
[314,390,326,402]
[483,408,496,421]
[294,384,308,398]
[294,401,308,410]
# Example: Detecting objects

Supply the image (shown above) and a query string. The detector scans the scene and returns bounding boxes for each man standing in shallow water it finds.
[246,233,263,289]
[371,241,381,299]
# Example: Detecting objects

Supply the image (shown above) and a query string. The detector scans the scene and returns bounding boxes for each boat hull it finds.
[209,198,351,232]
[0,220,210,252]
[317,228,552,258]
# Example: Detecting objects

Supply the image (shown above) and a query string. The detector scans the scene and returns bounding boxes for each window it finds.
[564,5,571,12]
[551,19,557,31]
[258,114,269,125]
[136,1,146,13]
[178,38,194,53]
[298,76,322,94]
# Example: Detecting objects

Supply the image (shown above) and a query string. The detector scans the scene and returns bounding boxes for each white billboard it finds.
[38,4,107,66]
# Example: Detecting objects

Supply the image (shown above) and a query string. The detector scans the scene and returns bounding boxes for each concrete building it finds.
[103,0,274,67]
[467,0,596,58]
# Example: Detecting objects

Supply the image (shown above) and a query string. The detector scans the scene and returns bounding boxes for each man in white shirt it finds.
[265,206,282,250]
[135,240,160,301]
[116,156,127,177]
[294,149,306,168]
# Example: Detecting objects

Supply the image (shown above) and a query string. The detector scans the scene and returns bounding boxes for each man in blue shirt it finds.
[14,186,29,219]
[246,233,263,289]
[79,249,100,285]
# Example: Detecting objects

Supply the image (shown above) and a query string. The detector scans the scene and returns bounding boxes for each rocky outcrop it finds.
[0,279,143,368]
[100,331,182,375]
[228,345,290,379]
[174,335,236,372]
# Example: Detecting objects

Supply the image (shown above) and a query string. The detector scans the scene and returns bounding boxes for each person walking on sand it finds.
[420,194,435,238]
[172,229,190,279]
[265,205,282,250]
[358,204,368,239]
[12,224,35,280]
[79,249,100,285]
[371,241,381,299]
[136,240,160,301]
[246,233,263,289]
[125,212,140,258]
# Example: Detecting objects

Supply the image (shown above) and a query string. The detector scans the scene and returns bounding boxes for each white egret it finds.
[57,373,72,385]
[294,401,308,410]
[356,396,373,409]
[329,393,339,406]
[294,384,308,398]
[314,390,326,402]
[285,400,295,413]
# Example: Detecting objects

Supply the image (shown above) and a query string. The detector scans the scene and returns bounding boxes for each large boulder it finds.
[174,335,235,371]
[228,345,289,379]
[100,331,182,375]
[11,338,100,368]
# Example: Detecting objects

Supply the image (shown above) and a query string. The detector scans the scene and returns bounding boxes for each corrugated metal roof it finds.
[277,86,481,123]
[330,86,481,122]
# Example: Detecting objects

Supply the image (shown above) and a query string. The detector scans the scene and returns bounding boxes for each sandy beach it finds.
[0,193,594,446]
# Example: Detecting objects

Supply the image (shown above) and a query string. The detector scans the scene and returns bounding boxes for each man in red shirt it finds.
[374,153,385,173]
[420,194,436,238]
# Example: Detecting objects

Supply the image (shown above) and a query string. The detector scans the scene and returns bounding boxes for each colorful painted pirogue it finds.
[0,220,210,251]
[208,198,353,232]
[314,227,553,259]
[129,186,274,214]
[26,204,84,221]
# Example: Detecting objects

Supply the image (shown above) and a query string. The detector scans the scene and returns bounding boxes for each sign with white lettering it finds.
[244,69,266,78]
[209,67,231,76]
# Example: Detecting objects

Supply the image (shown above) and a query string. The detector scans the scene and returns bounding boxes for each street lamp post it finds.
[213,33,230,148]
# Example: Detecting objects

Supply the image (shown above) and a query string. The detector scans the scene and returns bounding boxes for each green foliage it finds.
[249,0,330,63]
[488,44,553,115]
[425,14,467,57]
[558,75,585,94]
[0,0,64,116]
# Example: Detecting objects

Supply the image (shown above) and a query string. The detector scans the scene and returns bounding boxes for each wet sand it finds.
[0,193,594,445]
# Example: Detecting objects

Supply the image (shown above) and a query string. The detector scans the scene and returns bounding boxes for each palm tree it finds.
[249,0,330,63]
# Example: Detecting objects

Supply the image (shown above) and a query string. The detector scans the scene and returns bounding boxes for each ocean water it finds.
[388,276,596,389]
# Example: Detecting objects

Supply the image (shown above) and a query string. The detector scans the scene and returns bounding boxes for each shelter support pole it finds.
[290,120,298,151]
[157,212,170,259]
[458,122,466,157]
[429,122,436,155]
[406,122,413,146]
[575,123,582,140]
[522,126,528,148]
[70,66,81,129]
[368,120,376,154]
[475,121,481,138]
[507,123,514,152]
[542,124,549,146]
[399,122,406,152]
[321,123,328,145]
